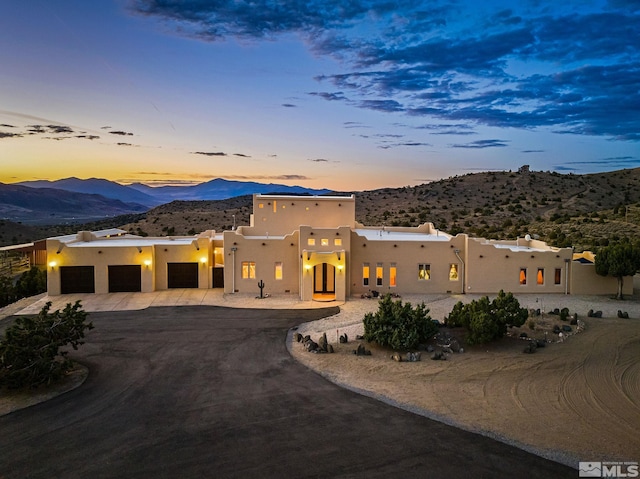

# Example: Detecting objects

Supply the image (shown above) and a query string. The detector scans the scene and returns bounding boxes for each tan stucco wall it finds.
[46,239,155,294]
[466,238,573,294]
[348,231,467,296]
[223,230,300,295]
[249,194,356,236]
[570,262,634,295]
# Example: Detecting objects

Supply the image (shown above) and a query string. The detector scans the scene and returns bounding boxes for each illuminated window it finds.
[519,268,527,285]
[554,268,562,285]
[418,264,430,280]
[321,238,329,246]
[307,238,316,246]
[258,203,264,209]
[449,263,459,281]
[389,264,397,287]
[273,200,277,212]
[376,263,383,286]
[537,268,544,285]
[363,263,370,286]
[275,262,283,280]
[242,261,256,279]
[334,238,342,246]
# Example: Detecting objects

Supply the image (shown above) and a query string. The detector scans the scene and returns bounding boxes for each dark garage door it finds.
[108,265,142,292]
[60,266,95,294]
[168,262,198,288]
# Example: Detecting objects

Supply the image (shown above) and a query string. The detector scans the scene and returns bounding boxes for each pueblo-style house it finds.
[46,194,631,300]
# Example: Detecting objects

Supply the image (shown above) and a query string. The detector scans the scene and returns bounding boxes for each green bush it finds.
[363,294,438,351]
[0,301,93,389]
[0,274,17,308]
[15,266,47,298]
[444,290,528,345]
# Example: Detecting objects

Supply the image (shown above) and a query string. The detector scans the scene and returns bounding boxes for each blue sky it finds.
[1,0,638,191]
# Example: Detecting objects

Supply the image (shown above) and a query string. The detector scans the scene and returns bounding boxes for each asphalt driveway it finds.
[0,306,575,478]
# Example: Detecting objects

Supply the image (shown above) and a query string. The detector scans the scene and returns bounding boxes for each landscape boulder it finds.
[353,343,371,356]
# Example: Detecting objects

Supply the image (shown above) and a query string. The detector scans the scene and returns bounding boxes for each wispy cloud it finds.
[450,139,509,149]
[192,151,227,156]
[109,130,134,136]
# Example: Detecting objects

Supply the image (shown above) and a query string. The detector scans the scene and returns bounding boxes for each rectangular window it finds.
[275,262,283,280]
[376,263,383,287]
[362,263,370,286]
[334,238,342,246]
[321,238,329,246]
[537,268,544,285]
[449,263,459,281]
[307,238,315,246]
[554,268,562,285]
[418,264,431,280]
[389,263,397,287]
[242,261,256,279]
[519,268,527,285]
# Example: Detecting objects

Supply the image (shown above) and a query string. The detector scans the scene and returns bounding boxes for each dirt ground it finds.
[289,297,640,467]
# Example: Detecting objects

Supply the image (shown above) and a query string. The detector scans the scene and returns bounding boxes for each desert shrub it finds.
[0,301,93,389]
[444,290,528,345]
[363,294,438,351]
[14,266,47,299]
[0,274,17,308]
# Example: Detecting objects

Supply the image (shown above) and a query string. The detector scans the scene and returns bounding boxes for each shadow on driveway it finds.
[0,306,575,478]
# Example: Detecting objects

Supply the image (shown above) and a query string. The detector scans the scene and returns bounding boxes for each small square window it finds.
[242,261,256,279]
[334,238,342,246]
[307,238,315,246]
[418,264,430,280]
[321,238,329,246]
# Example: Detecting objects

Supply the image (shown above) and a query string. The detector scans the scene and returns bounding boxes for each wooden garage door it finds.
[108,265,142,293]
[60,266,95,294]
[167,263,198,288]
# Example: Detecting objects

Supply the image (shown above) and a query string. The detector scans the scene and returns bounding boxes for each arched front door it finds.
[313,263,335,298]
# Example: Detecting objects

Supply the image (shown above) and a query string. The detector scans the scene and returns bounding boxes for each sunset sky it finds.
[1,0,638,191]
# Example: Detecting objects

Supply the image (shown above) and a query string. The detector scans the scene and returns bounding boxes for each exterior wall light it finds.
[48,261,57,270]
[200,257,207,264]
[144,259,152,268]
[305,264,312,271]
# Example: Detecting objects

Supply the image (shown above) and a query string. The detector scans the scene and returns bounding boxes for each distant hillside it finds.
[3,168,639,252]
[120,168,640,251]
[0,183,149,225]
[17,177,160,207]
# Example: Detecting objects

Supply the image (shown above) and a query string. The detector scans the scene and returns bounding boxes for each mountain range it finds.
[3,178,332,224]
[3,168,639,252]
[16,177,331,208]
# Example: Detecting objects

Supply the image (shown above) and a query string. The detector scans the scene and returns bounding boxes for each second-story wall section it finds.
[248,194,356,236]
